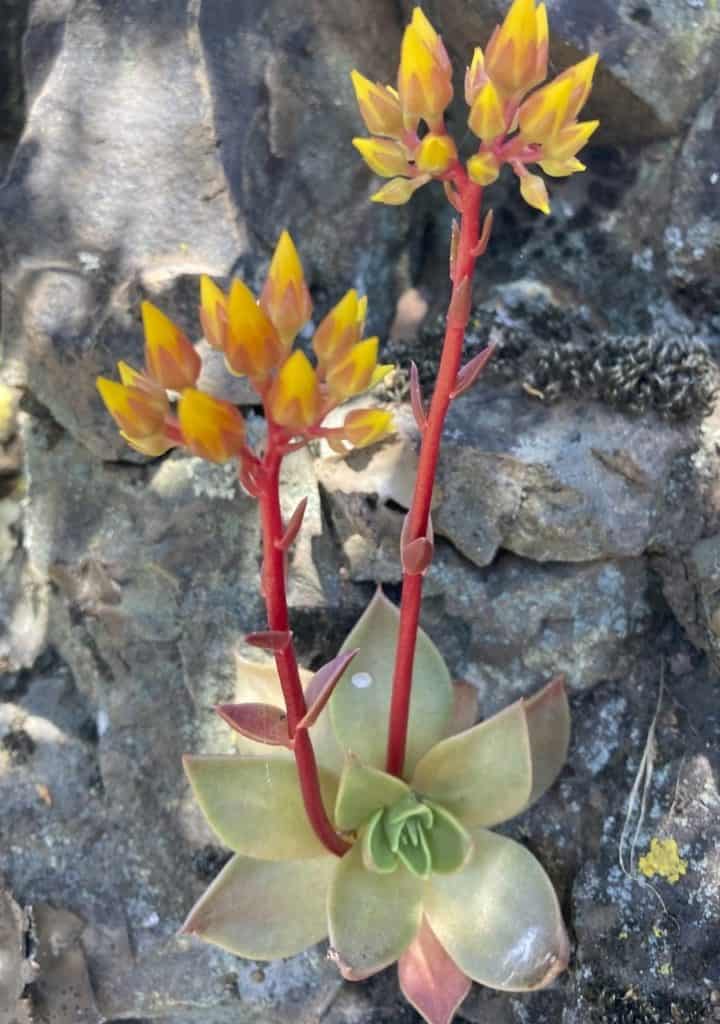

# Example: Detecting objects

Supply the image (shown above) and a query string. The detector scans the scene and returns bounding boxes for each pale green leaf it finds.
[411,700,532,827]
[335,755,409,831]
[424,828,569,990]
[183,755,338,859]
[396,822,432,879]
[384,793,433,852]
[525,676,570,805]
[330,590,452,776]
[328,841,423,980]
[362,807,398,873]
[182,853,333,959]
[422,800,473,874]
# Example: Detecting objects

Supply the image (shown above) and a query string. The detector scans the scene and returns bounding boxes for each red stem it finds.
[259,448,349,856]
[385,173,484,777]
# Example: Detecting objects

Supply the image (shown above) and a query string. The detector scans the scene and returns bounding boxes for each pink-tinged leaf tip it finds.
[298,649,359,730]
[245,630,293,652]
[398,917,471,1024]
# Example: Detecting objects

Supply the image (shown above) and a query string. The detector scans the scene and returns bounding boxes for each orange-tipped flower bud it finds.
[343,408,394,448]
[313,290,365,372]
[485,0,549,99]
[415,132,458,175]
[353,137,415,178]
[199,276,228,350]
[350,71,404,139]
[97,371,168,440]
[259,231,313,347]
[370,174,431,205]
[519,55,598,144]
[225,278,285,380]
[468,80,507,142]
[142,301,201,392]
[397,8,453,130]
[467,151,501,186]
[464,47,488,106]
[518,168,550,214]
[178,388,246,463]
[326,337,380,401]
[267,351,321,432]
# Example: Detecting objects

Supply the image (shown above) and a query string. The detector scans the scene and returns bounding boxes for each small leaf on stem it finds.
[447,276,471,330]
[449,220,460,282]
[401,512,434,576]
[443,180,463,214]
[239,460,265,498]
[274,497,308,551]
[398,917,471,1024]
[410,362,427,432]
[245,629,293,652]
[470,208,494,259]
[450,343,496,400]
[297,649,359,730]
[215,702,292,748]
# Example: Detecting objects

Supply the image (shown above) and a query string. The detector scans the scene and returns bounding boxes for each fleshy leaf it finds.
[183,755,337,859]
[411,700,532,827]
[524,676,570,805]
[424,828,569,990]
[181,853,333,959]
[398,917,472,1024]
[362,807,399,873]
[298,650,359,731]
[328,841,423,981]
[422,800,474,874]
[384,794,433,852]
[330,590,453,775]
[215,702,291,748]
[335,755,410,832]
[443,681,479,738]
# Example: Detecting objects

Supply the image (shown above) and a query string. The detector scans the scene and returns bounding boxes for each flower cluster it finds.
[352,0,598,214]
[97,232,394,467]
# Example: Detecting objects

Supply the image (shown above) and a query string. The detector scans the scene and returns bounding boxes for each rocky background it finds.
[1,0,720,1021]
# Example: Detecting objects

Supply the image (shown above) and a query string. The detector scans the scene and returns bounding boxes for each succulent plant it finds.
[183,591,570,1023]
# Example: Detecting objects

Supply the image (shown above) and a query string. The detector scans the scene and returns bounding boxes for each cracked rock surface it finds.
[1,0,720,1022]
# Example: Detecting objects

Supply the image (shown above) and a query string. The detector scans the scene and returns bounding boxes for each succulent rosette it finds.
[183,591,570,1023]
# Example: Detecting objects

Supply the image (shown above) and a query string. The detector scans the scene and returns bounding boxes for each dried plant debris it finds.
[31,904,100,1024]
[0,888,35,1024]
[421,306,718,420]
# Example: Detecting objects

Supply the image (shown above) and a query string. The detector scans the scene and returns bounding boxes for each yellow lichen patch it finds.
[638,837,687,884]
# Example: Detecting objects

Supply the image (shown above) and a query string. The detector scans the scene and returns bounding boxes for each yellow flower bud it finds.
[343,408,394,448]
[142,301,201,392]
[96,372,168,440]
[350,71,404,139]
[121,432,175,457]
[398,8,453,130]
[326,338,379,401]
[370,174,431,205]
[485,0,549,99]
[518,170,550,214]
[415,132,458,175]
[313,290,364,372]
[467,80,507,142]
[225,278,285,380]
[267,351,321,432]
[538,157,586,177]
[519,55,598,145]
[178,388,246,463]
[199,276,228,350]
[467,151,501,186]
[543,120,599,163]
[464,47,487,107]
[352,138,414,178]
[259,231,313,346]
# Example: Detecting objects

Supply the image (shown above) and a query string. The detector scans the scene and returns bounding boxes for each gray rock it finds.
[0,887,34,1024]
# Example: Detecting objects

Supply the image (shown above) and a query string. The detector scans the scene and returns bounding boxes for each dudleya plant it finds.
[96,0,598,1021]
[183,592,571,1023]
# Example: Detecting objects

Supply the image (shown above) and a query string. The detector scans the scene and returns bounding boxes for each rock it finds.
[317,384,698,570]
[666,88,720,304]
[0,887,35,1024]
